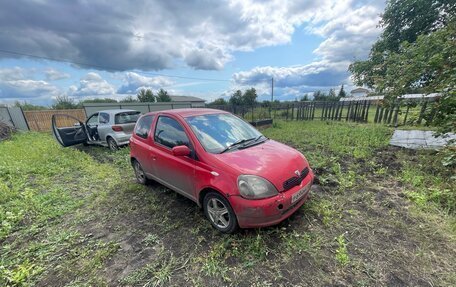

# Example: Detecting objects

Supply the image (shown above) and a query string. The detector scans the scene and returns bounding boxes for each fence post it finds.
[365,101,371,122]
[393,102,400,127]
[360,101,366,122]
[291,104,294,121]
[387,105,394,124]
[403,105,410,125]
[304,104,308,120]
[417,101,428,125]
[346,102,352,121]
[374,104,380,123]
[354,101,360,122]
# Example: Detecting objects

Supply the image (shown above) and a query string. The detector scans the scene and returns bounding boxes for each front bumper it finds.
[230,170,314,228]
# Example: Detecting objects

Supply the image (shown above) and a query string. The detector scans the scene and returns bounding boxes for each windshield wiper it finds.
[220,137,256,153]
[239,135,268,149]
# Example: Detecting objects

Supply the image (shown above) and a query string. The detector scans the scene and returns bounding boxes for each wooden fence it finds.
[213,98,437,127]
[24,109,86,131]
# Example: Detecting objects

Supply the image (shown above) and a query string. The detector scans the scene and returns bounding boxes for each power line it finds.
[0,49,231,82]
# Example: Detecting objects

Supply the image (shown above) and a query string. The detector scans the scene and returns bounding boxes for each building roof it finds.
[146,108,227,118]
[350,87,370,94]
[97,109,138,114]
[169,95,205,102]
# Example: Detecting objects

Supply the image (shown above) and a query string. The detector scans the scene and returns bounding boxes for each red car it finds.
[130,108,314,233]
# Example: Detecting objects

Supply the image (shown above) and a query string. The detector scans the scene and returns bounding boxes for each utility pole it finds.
[270,77,274,118]
[271,77,274,103]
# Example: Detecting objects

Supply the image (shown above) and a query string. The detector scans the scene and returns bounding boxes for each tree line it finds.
[14,88,172,110]
[208,85,347,106]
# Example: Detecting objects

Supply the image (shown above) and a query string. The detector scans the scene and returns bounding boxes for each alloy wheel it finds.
[134,161,146,184]
[206,198,230,229]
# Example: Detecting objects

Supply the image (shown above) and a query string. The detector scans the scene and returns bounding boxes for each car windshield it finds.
[115,111,141,124]
[185,113,263,154]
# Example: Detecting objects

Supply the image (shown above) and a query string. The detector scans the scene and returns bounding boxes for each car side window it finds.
[99,112,110,124]
[154,116,190,149]
[87,113,99,125]
[134,115,154,139]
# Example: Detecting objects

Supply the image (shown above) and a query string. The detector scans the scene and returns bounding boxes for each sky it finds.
[0,0,386,106]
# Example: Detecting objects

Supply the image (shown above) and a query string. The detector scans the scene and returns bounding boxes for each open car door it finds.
[52,114,88,147]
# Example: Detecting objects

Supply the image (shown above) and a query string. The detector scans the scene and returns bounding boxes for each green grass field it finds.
[1,121,455,286]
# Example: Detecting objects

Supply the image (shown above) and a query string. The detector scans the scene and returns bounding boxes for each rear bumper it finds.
[113,133,132,146]
[230,170,314,228]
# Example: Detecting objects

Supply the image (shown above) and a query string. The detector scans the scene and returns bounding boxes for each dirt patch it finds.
[33,145,456,286]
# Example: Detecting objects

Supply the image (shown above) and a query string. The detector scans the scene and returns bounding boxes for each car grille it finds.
[282,167,309,191]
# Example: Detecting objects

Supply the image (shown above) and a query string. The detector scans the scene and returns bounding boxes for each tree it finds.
[52,95,78,110]
[300,95,310,101]
[156,89,171,102]
[242,88,257,106]
[349,0,455,133]
[137,88,155,102]
[120,95,138,103]
[79,98,118,104]
[376,23,455,133]
[338,85,347,98]
[229,90,243,106]
[312,90,326,101]
[14,101,46,111]
[349,0,456,92]
[209,98,228,106]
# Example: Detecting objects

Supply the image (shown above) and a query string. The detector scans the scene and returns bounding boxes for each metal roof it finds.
[169,96,205,102]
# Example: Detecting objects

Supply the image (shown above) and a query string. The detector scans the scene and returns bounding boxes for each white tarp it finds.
[390,130,456,149]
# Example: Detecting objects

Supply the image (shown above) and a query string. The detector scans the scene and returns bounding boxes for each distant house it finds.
[350,88,371,97]
[169,95,205,106]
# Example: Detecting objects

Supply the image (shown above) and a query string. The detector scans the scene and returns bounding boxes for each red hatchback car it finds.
[130,108,314,233]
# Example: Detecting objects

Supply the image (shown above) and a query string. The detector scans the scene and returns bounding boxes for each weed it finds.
[143,233,160,246]
[335,234,349,266]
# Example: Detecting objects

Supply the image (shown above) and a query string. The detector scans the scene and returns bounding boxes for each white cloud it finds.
[69,72,115,97]
[0,67,62,102]
[0,0,383,71]
[45,68,70,81]
[117,72,173,94]
[232,1,385,97]
[0,67,31,81]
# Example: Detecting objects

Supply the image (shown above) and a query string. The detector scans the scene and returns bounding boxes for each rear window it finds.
[115,111,141,124]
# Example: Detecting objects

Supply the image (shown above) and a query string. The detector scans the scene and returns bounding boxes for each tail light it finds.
[112,125,123,132]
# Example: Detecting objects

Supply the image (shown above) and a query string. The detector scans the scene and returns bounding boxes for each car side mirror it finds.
[73,122,81,127]
[172,145,191,157]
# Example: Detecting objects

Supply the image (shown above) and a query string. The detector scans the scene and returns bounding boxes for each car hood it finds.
[212,139,308,191]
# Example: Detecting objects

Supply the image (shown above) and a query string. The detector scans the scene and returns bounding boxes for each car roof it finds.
[97,109,139,114]
[144,108,228,118]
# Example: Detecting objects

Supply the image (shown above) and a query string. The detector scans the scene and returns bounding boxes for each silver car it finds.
[52,109,141,150]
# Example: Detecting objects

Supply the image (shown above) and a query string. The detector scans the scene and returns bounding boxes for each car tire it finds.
[133,160,148,185]
[203,192,238,234]
[107,137,118,151]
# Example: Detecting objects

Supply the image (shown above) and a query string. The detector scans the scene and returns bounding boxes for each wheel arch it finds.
[198,187,227,208]
[106,134,117,143]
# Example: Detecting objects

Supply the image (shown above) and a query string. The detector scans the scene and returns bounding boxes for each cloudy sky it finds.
[0,0,385,105]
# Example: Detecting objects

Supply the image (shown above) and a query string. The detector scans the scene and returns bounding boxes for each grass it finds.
[0,121,455,286]
[0,132,122,286]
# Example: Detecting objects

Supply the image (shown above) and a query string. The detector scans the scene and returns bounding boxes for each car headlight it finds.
[237,175,278,199]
